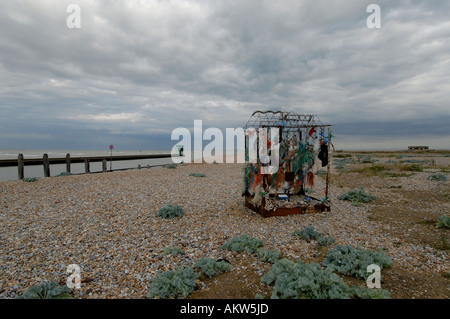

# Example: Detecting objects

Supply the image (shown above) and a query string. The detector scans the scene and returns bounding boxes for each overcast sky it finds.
[0,0,449,151]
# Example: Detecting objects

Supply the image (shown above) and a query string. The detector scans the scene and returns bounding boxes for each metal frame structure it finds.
[243,110,332,217]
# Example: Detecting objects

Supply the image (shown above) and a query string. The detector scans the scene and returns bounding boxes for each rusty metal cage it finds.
[243,110,332,217]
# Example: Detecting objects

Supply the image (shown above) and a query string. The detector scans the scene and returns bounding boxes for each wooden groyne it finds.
[0,153,174,180]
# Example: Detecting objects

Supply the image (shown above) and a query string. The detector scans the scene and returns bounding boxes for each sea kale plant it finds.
[163,246,185,257]
[256,249,282,264]
[292,226,335,247]
[292,226,322,241]
[317,236,336,247]
[17,280,72,299]
[351,286,391,299]
[147,267,199,299]
[189,173,206,177]
[261,258,351,299]
[338,187,376,206]
[193,257,233,278]
[220,234,264,255]
[156,205,185,219]
[436,215,450,229]
[428,173,448,181]
[322,245,393,280]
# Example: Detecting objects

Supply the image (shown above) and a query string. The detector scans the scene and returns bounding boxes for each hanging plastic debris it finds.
[242,110,333,217]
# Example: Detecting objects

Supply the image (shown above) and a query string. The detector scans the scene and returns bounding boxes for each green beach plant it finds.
[56,172,73,177]
[156,205,185,219]
[428,173,448,181]
[17,280,72,299]
[261,258,351,299]
[322,245,393,280]
[351,286,391,299]
[189,173,206,177]
[317,236,336,247]
[338,187,376,206]
[220,234,264,254]
[436,215,450,229]
[22,177,38,182]
[399,164,423,172]
[163,246,185,257]
[147,267,199,299]
[256,249,282,263]
[193,257,233,278]
[261,258,392,299]
[292,226,322,241]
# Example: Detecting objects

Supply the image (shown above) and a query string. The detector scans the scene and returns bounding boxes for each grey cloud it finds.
[0,0,449,150]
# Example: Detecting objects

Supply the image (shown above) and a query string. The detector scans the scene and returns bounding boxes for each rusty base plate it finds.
[245,197,330,218]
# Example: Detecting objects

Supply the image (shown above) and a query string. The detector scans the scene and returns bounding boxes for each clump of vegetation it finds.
[193,257,233,278]
[428,173,448,181]
[163,246,185,257]
[354,164,389,177]
[261,258,392,299]
[338,187,376,206]
[292,226,335,247]
[22,177,38,182]
[56,172,73,177]
[261,258,351,299]
[361,156,375,163]
[156,205,185,219]
[322,245,393,280]
[436,215,450,229]
[292,226,322,241]
[333,153,352,158]
[189,173,206,177]
[147,267,199,299]
[256,249,282,263]
[165,164,177,169]
[400,159,430,164]
[17,280,72,299]
[220,234,264,254]
[399,164,423,172]
[334,158,353,171]
[317,236,336,247]
[351,286,391,299]
[384,172,413,178]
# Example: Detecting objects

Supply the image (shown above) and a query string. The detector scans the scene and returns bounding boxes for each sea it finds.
[0,149,174,182]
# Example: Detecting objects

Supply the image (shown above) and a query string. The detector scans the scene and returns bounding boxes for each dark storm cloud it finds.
[0,0,449,150]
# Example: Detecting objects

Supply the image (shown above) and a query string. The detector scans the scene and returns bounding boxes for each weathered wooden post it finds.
[43,154,50,177]
[66,153,71,173]
[102,159,107,172]
[84,158,90,173]
[18,154,24,180]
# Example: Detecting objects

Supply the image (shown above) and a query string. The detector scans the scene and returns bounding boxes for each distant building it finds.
[408,146,429,150]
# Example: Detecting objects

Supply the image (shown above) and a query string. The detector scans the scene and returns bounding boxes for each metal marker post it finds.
[109,145,114,171]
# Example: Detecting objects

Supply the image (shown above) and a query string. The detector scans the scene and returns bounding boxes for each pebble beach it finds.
[0,159,449,299]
